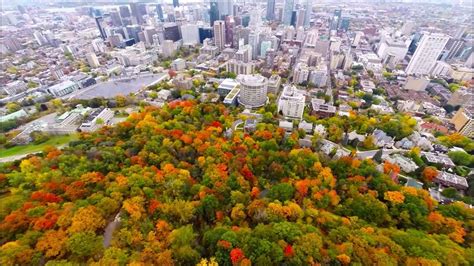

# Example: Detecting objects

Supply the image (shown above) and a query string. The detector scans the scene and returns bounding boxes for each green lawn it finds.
[0,134,78,158]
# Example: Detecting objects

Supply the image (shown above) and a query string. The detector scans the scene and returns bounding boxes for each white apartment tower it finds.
[405,33,449,75]
[278,85,306,119]
[181,24,200,45]
[237,74,268,108]
[86,53,100,68]
[213,20,226,51]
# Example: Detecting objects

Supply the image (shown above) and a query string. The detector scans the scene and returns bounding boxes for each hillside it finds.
[1,101,473,265]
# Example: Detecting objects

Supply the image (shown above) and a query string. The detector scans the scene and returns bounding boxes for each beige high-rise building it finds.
[213,20,226,51]
[86,53,100,68]
[451,107,474,138]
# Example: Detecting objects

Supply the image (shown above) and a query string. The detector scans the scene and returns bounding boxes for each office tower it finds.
[213,20,226,50]
[86,53,100,68]
[156,4,164,21]
[119,6,131,18]
[108,35,123,48]
[260,40,272,57]
[295,9,305,28]
[181,24,200,45]
[303,0,311,27]
[199,26,214,43]
[248,31,260,59]
[241,14,250,27]
[331,9,342,30]
[291,11,297,27]
[95,16,107,40]
[444,38,465,60]
[339,17,350,32]
[144,27,158,46]
[376,34,409,66]
[282,0,294,25]
[218,0,233,18]
[110,11,123,27]
[138,4,147,16]
[278,85,305,119]
[233,26,250,48]
[129,3,143,24]
[34,31,48,46]
[210,0,219,27]
[237,74,268,108]
[138,32,147,43]
[126,25,142,41]
[405,33,449,75]
[173,0,180,8]
[266,0,275,21]
[225,16,235,47]
[163,23,181,42]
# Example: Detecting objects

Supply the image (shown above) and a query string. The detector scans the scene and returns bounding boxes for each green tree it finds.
[267,183,295,202]
[67,232,103,259]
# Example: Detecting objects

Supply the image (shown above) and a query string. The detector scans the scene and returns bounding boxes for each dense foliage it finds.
[1,101,473,265]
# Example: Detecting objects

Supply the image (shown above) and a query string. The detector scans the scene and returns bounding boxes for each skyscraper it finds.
[213,20,226,50]
[95,16,107,40]
[129,3,144,24]
[156,4,164,21]
[218,0,233,18]
[173,0,180,8]
[210,0,220,27]
[266,0,275,21]
[181,24,200,45]
[225,16,235,47]
[110,11,123,27]
[199,26,214,43]
[283,0,294,25]
[405,33,449,75]
[33,31,48,46]
[119,5,131,18]
[303,0,311,27]
[164,23,182,42]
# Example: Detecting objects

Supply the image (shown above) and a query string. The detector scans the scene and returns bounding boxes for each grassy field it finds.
[0,134,78,158]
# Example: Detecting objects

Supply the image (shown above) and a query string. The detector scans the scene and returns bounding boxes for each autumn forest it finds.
[1,101,473,265]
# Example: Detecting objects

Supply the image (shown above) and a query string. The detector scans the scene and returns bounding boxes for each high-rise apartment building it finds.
[181,24,200,45]
[451,107,474,138]
[405,33,449,75]
[237,74,268,108]
[86,53,100,68]
[213,20,226,50]
[278,85,305,119]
